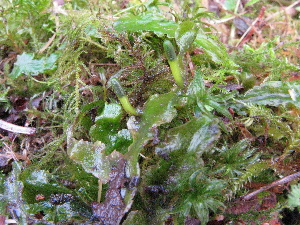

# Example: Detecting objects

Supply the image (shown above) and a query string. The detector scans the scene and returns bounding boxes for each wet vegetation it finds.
[1,0,300,224]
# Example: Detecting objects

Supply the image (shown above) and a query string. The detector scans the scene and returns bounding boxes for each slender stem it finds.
[98,179,102,203]
[241,171,300,200]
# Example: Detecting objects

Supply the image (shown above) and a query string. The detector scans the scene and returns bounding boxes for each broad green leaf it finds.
[20,169,71,204]
[67,139,111,182]
[241,81,300,108]
[224,0,237,10]
[195,32,230,64]
[2,162,27,224]
[89,103,132,154]
[187,69,206,99]
[245,0,260,7]
[156,116,220,156]
[126,92,177,176]
[175,20,198,55]
[95,102,123,125]
[114,12,178,38]
[288,184,300,207]
[89,103,122,142]
[9,53,58,79]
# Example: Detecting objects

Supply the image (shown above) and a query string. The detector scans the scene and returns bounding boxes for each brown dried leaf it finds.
[91,158,128,225]
[226,192,277,215]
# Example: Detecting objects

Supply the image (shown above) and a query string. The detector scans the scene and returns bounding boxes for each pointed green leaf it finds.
[114,12,178,38]
[175,20,198,55]
[195,32,231,64]
[241,81,300,108]
[126,92,177,176]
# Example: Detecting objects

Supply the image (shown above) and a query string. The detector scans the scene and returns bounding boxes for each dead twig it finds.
[236,6,266,47]
[241,171,300,201]
[266,0,300,21]
[0,119,36,135]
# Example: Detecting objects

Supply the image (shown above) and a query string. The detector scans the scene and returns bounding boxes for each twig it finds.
[241,171,300,200]
[266,0,300,21]
[39,33,56,53]
[0,119,36,135]
[236,6,266,47]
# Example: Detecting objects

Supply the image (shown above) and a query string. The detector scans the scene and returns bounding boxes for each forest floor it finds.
[1,0,300,224]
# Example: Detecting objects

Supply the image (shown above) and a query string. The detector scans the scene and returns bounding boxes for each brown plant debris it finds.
[91,158,129,225]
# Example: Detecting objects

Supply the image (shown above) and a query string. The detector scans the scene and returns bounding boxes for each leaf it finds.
[156,116,220,156]
[186,69,206,100]
[68,139,113,183]
[288,184,300,207]
[194,32,231,64]
[187,69,233,119]
[241,81,300,108]
[126,92,178,176]
[114,12,178,38]
[245,0,260,7]
[95,102,123,125]
[89,103,132,154]
[1,162,27,224]
[9,53,58,79]
[175,20,198,55]
[224,0,237,10]
[20,169,74,205]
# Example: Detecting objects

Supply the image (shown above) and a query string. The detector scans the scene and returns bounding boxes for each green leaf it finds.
[67,140,111,182]
[9,53,58,79]
[288,184,300,207]
[156,116,220,156]
[20,169,73,204]
[1,162,27,224]
[241,81,300,108]
[207,99,233,120]
[175,20,198,55]
[194,32,230,64]
[114,12,178,38]
[89,103,132,154]
[126,92,178,176]
[245,0,260,7]
[109,129,133,154]
[95,102,123,125]
[187,69,233,119]
[224,0,237,10]
[187,69,206,101]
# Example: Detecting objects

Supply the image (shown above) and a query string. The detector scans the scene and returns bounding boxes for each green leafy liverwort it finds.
[163,40,184,88]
